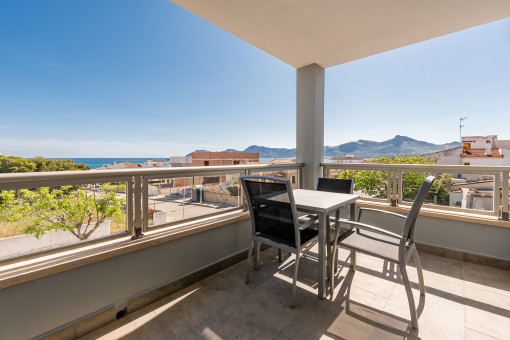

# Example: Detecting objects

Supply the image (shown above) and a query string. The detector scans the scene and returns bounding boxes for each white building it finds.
[169,156,192,167]
[330,154,365,164]
[145,159,170,167]
[424,135,510,167]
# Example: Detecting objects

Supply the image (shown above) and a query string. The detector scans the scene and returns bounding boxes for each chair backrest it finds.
[240,176,301,248]
[402,175,436,242]
[316,177,354,194]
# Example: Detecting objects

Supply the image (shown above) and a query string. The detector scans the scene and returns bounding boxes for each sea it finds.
[62,158,285,169]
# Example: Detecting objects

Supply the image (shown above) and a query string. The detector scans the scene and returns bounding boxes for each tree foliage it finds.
[227,181,240,196]
[332,155,451,204]
[0,155,89,173]
[0,184,125,240]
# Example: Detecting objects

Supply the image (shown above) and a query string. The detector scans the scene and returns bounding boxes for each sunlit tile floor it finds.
[82,246,510,340]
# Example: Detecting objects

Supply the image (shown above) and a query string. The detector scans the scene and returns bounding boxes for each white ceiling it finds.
[170,0,510,68]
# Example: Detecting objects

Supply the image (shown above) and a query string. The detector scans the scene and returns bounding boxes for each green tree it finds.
[0,156,37,173]
[32,157,90,171]
[333,155,451,204]
[227,181,240,196]
[0,184,125,240]
[0,155,89,173]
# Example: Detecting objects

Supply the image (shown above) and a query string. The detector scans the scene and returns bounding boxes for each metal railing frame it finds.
[321,163,510,221]
[0,163,304,243]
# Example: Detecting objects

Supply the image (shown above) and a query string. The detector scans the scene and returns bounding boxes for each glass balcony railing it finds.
[0,163,303,260]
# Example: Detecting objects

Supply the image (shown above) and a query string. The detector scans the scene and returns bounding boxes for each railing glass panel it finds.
[0,181,128,260]
[248,169,299,188]
[145,173,243,228]
[322,163,509,220]
[327,168,390,202]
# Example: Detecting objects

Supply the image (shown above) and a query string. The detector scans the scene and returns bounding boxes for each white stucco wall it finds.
[0,221,110,259]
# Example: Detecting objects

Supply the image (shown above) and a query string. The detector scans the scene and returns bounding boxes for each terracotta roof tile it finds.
[461,149,503,158]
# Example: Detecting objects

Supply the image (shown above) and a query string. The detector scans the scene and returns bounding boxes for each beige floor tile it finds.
[225,279,301,332]
[464,286,510,340]
[294,292,380,340]
[464,262,510,297]
[324,302,381,340]
[192,309,279,340]
[465,328,501,340]
[331,252,399,298]
[79,309,167,340]
[349,269,396,298]
[381,282,465,340]
[417,252,464,279]
[273,317,326,339]
[151,283,215,337]
[77,249,510,340]
[332,271,388,311]
[119,316,176,340]
[404,257,465,300]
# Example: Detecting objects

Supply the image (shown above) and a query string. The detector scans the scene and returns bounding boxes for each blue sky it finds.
[1,1,509,157]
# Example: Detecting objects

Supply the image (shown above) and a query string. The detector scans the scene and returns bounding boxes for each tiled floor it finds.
[82,246,510,340]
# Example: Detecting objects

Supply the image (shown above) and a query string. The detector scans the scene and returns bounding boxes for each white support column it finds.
[296,63,325,190]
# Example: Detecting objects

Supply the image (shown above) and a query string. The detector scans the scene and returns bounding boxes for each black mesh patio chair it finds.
[317,177,354,194]
[241,175,319,307]
[316,177,355,273]
[329,176,436,330]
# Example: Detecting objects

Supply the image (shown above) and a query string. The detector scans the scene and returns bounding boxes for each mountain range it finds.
[186,135,460,159]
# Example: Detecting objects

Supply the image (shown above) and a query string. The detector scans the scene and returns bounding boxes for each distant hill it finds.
[186,136,460,159]
[324,135,460,158]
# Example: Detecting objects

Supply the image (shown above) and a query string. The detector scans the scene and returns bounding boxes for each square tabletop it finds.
[292,189,359,214]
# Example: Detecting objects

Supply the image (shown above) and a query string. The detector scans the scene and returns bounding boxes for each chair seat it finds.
[257,225,318,248]
[337,228,401,262]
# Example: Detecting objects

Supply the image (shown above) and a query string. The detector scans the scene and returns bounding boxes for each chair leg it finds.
[400,262,419,330]
[335,246,339,274]
[350,249,356,272]
[291,253,300,308]
[254,241,260,270]
[329,243,338,299]
[278,249,283,262]
[326,214,331,279]
[412,248,425,296]
[246,240,254,284]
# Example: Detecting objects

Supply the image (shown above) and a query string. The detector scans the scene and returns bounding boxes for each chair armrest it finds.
[298,215,319,230]
[359,207,407,219]
[337,218,403,239]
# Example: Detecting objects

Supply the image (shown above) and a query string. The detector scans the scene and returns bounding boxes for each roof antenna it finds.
[459,116,467,144]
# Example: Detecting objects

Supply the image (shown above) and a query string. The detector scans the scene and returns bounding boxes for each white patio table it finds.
[291,189,359,299]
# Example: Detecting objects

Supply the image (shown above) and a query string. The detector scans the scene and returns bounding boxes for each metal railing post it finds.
[494,172,501,217]
[241,170,247,210]
[392,168,398,206]
[398,170,403,205]
[502,171,509,221]
[323,166,329,179]
[297,166,303,189]
[387,169,396,206]
[131,175,144,240]
[142,177,149,232]
[126,177,134,235]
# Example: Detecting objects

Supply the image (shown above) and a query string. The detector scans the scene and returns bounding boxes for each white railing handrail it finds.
[321,162,509,221]
[322,162,510,172]
[0,163,303,189]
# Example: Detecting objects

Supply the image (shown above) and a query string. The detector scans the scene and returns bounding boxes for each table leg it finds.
[326,214,331,280]
[318,212,327,299]
[350,203,356,223]
[334,209,340,273]
[349,203,357,271]
[254,241,260,270]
